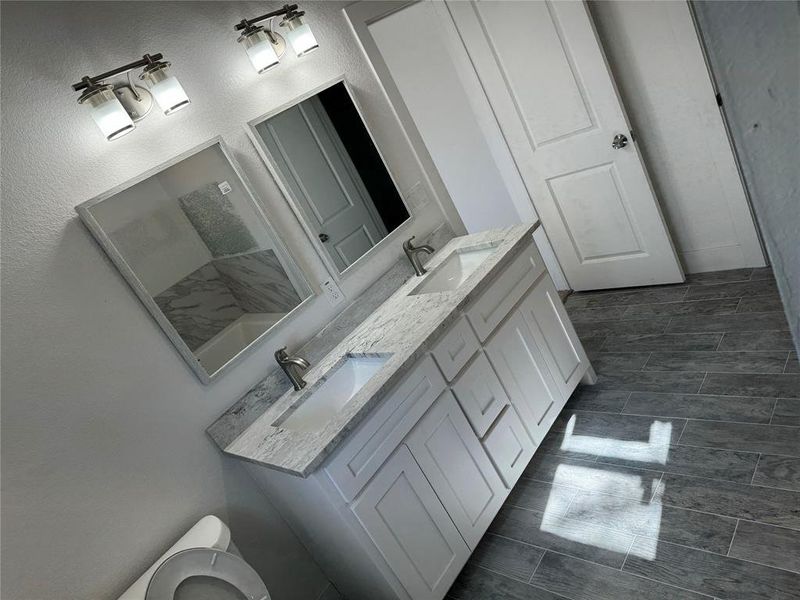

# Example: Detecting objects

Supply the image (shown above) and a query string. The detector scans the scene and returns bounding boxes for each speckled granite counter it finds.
[208,222,540,476]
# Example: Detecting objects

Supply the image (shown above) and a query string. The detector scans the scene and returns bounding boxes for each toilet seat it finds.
[145,548,270,600]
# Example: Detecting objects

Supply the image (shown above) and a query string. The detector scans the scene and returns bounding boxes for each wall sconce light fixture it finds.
[72,53,190,141]
[234,4,318,74]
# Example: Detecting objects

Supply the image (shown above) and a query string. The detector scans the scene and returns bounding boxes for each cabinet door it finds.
[482,405,536,489]
[485,310,563,444]
[451,352,509,438]
[406,391,506,549]
[518,276,588,399]
[326,356,446,502]
[351,445,469,600]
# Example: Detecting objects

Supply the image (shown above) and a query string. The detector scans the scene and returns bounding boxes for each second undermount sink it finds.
[273,354,390,432]
[409,243,499,295]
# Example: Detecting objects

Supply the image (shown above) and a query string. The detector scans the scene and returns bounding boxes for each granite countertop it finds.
[209,222,540,477]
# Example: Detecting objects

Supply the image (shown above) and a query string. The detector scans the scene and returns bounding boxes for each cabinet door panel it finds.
[406,391,506,549]
[485,311,563,443]
[451,352,509,437]
[483,405,536,489]
[518,276,588,398]
[351,446,469,600]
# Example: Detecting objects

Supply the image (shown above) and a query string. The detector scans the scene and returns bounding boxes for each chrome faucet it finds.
[403,236,434,276]
[275,347,310,391]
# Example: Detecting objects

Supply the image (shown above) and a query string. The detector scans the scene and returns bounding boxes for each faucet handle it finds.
[403,236,416,251]
[275,347,288,362]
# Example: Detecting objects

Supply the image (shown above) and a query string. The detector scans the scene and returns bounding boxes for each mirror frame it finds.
[75,137,316,384]
[246,76,414,281]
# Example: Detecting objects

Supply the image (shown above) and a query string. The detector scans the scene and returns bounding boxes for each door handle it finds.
[318,233,329,242]
[612,133,628,150]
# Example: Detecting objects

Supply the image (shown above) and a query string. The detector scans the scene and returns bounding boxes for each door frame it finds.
[686,0,769,265]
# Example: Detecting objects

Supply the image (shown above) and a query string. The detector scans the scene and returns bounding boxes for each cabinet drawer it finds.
[325,356,446,502]
[351,445,469,600]
[451,352,509,437]
[465,242,546,341]
[482,405,536,489]
[430,316,480,381]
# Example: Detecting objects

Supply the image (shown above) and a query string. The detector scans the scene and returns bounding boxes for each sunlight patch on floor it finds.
[559,414,672,465]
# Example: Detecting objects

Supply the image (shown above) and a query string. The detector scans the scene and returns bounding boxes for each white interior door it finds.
[445,0,684,290]
[257,98,388,271]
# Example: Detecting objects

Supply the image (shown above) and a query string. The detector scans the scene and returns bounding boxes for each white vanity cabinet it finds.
[247,239,593,600]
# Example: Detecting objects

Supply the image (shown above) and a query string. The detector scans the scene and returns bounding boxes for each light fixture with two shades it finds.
[72,53,190,141]
[235,3,319,74]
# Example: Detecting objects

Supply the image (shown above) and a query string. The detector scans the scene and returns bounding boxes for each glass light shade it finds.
[82,87,135,141]
[285,18,318,57]
[142,65,190,115]
[240,29,280,73]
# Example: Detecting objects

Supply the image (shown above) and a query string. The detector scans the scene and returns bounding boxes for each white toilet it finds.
[117,515,270,600]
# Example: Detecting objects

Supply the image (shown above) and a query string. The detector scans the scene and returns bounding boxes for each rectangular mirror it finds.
[76,139,313,383]
[249,79,411,276]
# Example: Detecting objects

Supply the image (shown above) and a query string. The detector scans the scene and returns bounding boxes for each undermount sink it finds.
[274,354,390,432]
[409,244,499,295]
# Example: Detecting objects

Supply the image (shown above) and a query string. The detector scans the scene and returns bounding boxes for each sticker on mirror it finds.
[218,181,232,195]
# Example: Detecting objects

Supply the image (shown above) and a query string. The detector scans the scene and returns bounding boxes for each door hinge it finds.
[716,92,723,107]
[630,129,636,143]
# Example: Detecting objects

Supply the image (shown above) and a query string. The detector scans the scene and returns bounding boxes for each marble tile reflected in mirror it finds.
[76,139,313,382]
[250,79,411,275]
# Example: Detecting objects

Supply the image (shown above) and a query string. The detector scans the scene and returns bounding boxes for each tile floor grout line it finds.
[529,447,800,490]
[782,351,791,374]
[527,549,547,583]
[619,534,636,571]
[726,519,740,557]
[734,296,744,313]
[768,400,779,425]
[543,546,721,599]
[619,391,634,414]
[650,472,666,502]
[715,332,726,351]
[750,453,762,485]
[669,439,800,459]
[697,371,708,394]
[677,419,689,444]
[640,352,653,372]
[629,529,800,575]
[564,406,800,428]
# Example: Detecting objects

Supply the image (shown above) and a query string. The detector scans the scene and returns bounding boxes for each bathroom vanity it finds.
[210,222,594,600]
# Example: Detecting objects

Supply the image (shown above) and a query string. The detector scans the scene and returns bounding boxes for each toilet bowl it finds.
[117,515,270,600]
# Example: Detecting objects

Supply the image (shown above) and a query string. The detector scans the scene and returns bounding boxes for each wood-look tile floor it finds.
[447,267,800,600]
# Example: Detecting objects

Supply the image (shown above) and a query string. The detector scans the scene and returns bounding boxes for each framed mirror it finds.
[76,138,314,383]
[248,78,411,277]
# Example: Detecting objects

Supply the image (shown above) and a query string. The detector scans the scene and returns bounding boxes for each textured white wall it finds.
[692,0,800,352]
[0,2,453,599]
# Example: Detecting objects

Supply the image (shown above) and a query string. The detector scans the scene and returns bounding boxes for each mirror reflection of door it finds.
[254,82,410,273]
